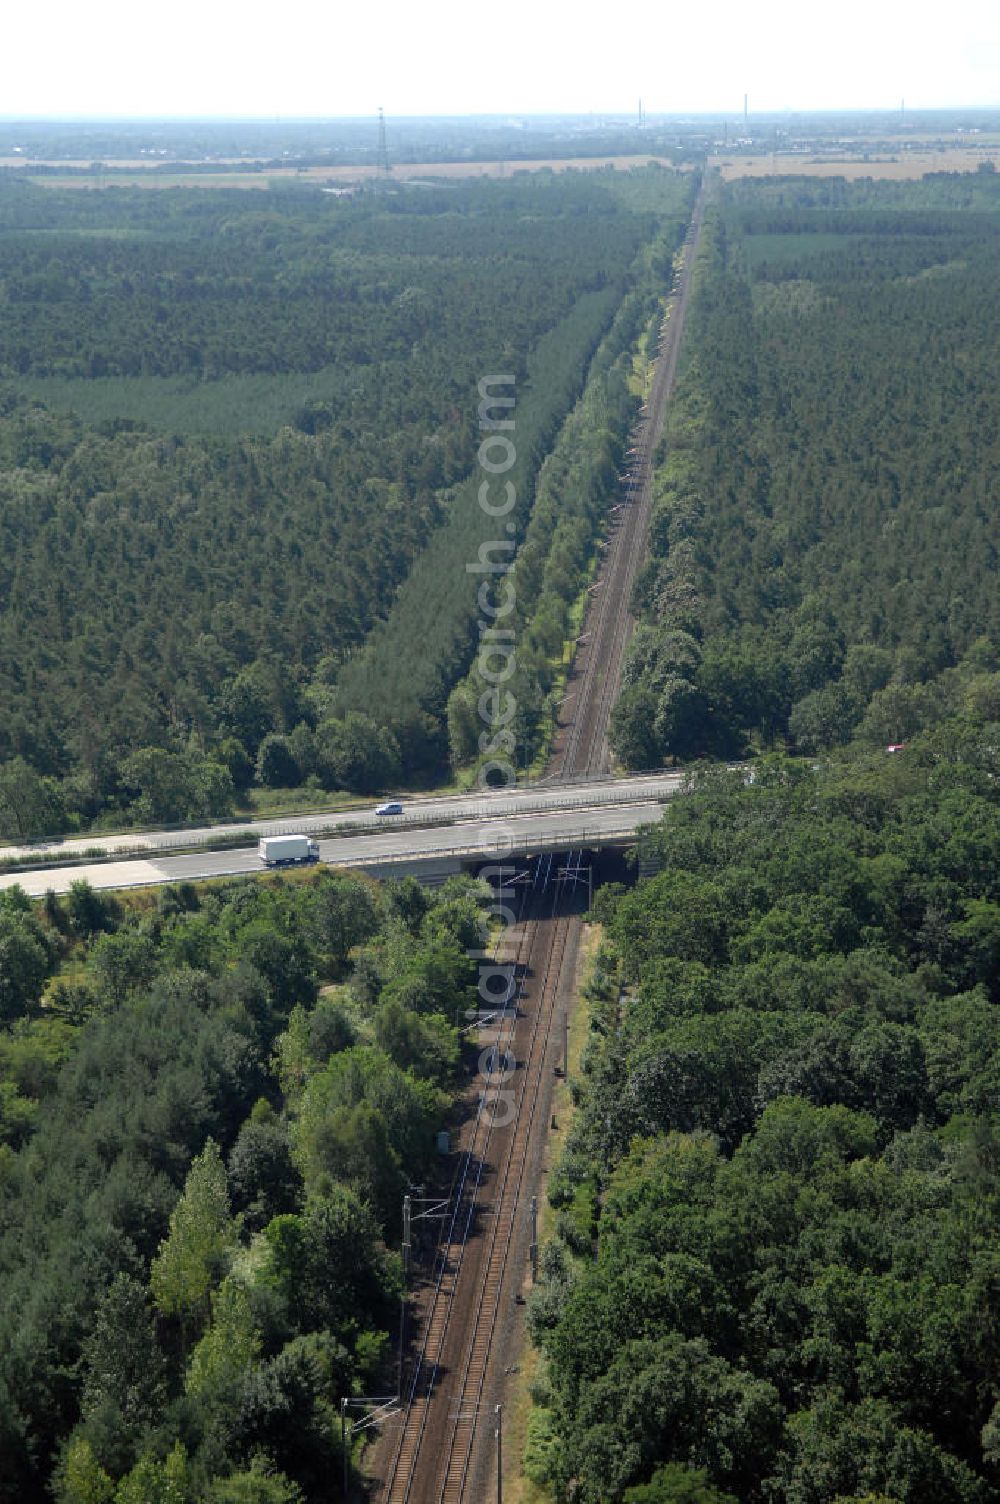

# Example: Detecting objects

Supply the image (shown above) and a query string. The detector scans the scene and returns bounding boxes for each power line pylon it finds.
[377,106,391,180]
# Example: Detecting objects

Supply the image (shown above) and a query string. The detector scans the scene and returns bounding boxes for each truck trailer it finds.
[258,835,320,867]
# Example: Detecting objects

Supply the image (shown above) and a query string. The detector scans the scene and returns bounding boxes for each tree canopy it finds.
[530,170,1000,1504]
[0,866,492,1500]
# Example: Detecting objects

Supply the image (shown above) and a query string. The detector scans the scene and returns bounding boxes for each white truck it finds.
[258,835,320,867]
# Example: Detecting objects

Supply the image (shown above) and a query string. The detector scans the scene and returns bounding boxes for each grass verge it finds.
[504,921,602,1504]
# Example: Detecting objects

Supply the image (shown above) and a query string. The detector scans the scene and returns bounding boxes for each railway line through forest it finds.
[377,868,582,1504]
[552,190,705,779]
[369,185,707,1504]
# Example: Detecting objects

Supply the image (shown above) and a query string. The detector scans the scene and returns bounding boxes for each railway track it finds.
[372,189,707,1504]
[380,861,578,1504]
[435,907,572,1504]
[554,188,706,779]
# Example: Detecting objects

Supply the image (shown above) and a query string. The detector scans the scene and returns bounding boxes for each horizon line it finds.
[3,104,1000,125]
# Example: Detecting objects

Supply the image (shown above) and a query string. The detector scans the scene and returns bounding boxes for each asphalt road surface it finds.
[0,798,667,897]
[0,771,684,867]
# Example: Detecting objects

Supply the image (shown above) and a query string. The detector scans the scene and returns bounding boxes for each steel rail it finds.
[380,873,538,1502]
[436,901,573,1503]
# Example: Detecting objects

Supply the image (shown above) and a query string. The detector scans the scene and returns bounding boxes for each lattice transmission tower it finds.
[377,107,391,179]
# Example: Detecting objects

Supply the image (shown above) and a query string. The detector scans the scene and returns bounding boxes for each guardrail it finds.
[0,812,668,897]
[0,785,689,879]
[336,816,662,869]
[0,767,693,860]
[162,781,686,844]
[301,784,682,840]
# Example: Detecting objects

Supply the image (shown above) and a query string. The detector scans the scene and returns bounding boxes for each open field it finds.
[29,146,998,192]
[718,148,1000,179]
[26,170,279,189]
[0,156,265,167]
[18,152,688,189]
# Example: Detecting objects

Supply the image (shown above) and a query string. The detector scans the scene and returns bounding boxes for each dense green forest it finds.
[611,172,1000,768]
[344,207,689,768]
[529,721,1000,1503]
[0,168,692,838]
[440,256,675,779]
[521,173,1000,1504]
[0,863,492,1501]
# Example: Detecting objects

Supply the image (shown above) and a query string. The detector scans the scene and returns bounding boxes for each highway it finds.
[0,771,684,868]
[0,796,670,897]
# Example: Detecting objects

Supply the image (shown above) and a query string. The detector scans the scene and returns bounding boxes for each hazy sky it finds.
[4,0,999,118]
